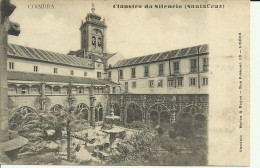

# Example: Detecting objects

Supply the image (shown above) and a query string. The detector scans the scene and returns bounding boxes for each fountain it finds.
[101,107,125,147]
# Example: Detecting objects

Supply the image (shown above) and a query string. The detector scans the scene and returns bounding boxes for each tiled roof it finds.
[8,44,94,69]
[112,44,208,68]
[8,71,118,86]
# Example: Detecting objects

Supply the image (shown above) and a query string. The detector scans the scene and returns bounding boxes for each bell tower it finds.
[80,4,107,55]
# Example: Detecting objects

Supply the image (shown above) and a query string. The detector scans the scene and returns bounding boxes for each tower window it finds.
[92,36,96,47]
[84,72,87,77]
[98,37,102,46]
[70,70,74,75]
[34,66,38,72]
[9,62,14,69]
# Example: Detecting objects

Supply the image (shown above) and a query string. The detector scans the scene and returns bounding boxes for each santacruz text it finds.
[185,4,224,9]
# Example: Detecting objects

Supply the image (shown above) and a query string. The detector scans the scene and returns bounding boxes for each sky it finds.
[8,0,209,59]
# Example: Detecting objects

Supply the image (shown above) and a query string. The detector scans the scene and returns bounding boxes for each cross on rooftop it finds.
[91,3,95,13]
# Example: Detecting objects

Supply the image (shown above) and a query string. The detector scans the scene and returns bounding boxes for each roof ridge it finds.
[112,44,208,68]
[120,44,208,62]
[8,43,94,69]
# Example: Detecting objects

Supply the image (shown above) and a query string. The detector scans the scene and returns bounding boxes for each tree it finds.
[110,130,158,165]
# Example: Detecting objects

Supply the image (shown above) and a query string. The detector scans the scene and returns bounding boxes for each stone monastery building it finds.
[7,5,209,126]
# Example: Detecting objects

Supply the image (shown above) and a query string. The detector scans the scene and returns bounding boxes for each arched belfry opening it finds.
[80,3,107,55]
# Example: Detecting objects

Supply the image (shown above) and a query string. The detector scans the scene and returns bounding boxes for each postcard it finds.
[0,0,250,166]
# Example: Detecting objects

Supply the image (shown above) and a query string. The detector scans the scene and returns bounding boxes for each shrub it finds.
[168,130,177,139]
[110,130,158,164]
[173,118,194,138]
[157,127,165,135]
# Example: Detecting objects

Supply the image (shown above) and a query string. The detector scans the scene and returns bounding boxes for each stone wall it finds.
[9,93,208,124]
[108,94,209,124]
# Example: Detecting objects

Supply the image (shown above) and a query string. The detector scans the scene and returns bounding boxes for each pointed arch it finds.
[126,102,143,124]
[177,104,207,119]
[194,113,207,129]
[147,103,171,125]
[95,103,103,121]
[110,102,121,117]
[75,103,90,120]
[50,104,65,116]
[9,106,39,131]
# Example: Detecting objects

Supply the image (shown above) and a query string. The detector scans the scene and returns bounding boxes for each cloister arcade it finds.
[8,94,208,130]
[7,83,109,95]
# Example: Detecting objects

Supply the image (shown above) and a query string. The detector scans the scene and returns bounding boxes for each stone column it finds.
[0,13,8,131]
[0,1,28,162]
[40,82,46,110]
[87,25,92,52]
[102,28,107,53]
[142,95,146,123]
[89,83,96,122]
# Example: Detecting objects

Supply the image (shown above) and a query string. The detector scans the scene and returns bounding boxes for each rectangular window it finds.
[159,64,164,76]
[34,66,38,72]
[54,68,58,74]
[131,68,136,78]
[84,72,87,77]
[168,79,175,87]
[190,59,197,73]
[203,58,209,72]
[9,62,14,70]
[97,72,102,78]
[157,80,163,87]
[132,81,136,88]
[173,62,179,74]
[177,77,183,87]
[144,66,149,77]
[149,80,154,88]
[21,86,26,94]
[119,70,123,79]
[108,71,111,79]
[70,70,74,75]
[189,77,196,86]
[202,77,208,85]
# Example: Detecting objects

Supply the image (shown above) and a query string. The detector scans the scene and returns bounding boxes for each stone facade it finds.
[108,94,209,125]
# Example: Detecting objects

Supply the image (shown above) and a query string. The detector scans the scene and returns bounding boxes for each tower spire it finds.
[91,3,95,13]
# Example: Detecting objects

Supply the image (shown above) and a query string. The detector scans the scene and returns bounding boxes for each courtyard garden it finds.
[8,106,207,166]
